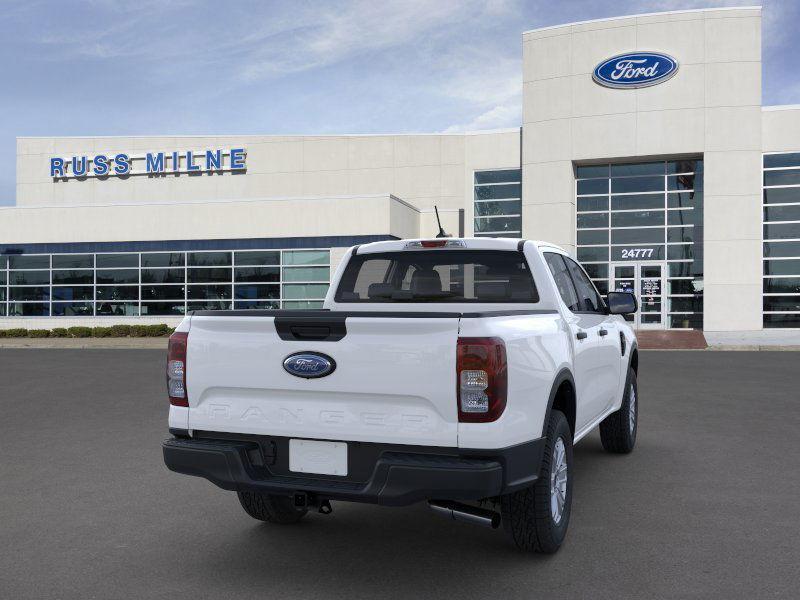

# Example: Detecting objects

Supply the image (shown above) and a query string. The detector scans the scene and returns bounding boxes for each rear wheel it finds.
[599,367,638,454]
[237,491,308,524]
[500,409,573,553]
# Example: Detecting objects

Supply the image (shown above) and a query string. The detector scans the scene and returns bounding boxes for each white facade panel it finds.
[0,194,418,244]
[763,107,800,152]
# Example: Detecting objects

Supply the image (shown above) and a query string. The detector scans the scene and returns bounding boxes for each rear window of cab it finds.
[335,250,539,303]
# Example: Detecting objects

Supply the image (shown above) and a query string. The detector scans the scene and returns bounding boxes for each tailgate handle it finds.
[291,325,332,340]
[275,317,347,342]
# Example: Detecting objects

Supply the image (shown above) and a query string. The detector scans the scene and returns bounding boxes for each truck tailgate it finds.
[186,314,460,446]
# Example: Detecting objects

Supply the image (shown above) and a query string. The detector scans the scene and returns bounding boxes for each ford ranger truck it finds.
[163,238,639,553]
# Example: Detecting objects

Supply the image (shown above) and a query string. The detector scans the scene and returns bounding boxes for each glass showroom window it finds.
[474,169,521,238]
[0,256,5,316]
[7,254,51,317]
[0,248,330,317]
[763,152,800,328]
[575,159,704,329]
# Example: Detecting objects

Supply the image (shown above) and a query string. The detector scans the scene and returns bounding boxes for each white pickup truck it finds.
[163,238,639,553]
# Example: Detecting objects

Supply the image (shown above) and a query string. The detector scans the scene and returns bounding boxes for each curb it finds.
[640,345,800,351]
[707,344,800,351]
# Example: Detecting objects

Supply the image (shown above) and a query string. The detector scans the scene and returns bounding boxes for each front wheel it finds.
[500,409,573,553]
[599,367,638,453]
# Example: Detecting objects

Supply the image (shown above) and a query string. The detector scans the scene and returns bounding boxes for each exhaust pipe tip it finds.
[429,500,501,529]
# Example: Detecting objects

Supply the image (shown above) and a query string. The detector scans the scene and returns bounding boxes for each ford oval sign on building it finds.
[283,352,336,379]
[593,52,679,89]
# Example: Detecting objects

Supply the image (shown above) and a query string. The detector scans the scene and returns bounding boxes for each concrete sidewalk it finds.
[0,338,168,349]
[705,329,800,351]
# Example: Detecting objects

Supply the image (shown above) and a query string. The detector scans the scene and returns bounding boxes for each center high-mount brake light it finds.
[405,240,467,249]
[456,337,507,423]
[167,331,188,407]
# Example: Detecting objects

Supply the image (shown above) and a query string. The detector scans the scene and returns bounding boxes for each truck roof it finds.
[354,238,566,254]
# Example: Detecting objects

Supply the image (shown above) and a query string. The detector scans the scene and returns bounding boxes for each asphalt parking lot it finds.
[1,350,798,599]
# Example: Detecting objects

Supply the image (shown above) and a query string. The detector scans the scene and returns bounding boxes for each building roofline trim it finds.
[0,235,400,256]
[763,104,800,112]
[16,128,520,141]
[522,5,762,36]
[0,193,420,213]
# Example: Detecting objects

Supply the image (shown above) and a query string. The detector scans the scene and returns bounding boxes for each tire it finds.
[500,409,573,553]
[237,491,308,524]
[599,367,638,454]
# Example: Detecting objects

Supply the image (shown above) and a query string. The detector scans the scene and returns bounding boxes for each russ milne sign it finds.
[50,148,246,179]
[593,52,678,89]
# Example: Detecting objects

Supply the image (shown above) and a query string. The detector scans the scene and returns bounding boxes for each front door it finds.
[611,262,666,330]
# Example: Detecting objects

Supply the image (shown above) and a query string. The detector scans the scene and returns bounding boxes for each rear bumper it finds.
[162,434,546,506]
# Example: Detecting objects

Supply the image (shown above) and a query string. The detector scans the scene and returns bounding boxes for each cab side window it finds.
[544,253,580,312]
[563,256,604,313]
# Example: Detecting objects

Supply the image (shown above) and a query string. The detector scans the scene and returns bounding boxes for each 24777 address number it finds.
[620,248,655,259]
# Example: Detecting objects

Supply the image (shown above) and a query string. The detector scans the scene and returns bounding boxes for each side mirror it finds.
[607,291,638,315]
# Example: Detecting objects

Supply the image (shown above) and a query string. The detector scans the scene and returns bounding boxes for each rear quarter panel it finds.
[457,313,570,449]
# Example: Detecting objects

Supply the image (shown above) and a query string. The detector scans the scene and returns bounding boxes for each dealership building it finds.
[2,6,800,334]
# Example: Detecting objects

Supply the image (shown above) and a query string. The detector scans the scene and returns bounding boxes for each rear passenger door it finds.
[544,253,605,434]
[562,256,621,423]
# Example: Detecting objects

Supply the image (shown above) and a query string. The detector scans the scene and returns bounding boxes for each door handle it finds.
[576,331,588,340]
[599,328,608,336]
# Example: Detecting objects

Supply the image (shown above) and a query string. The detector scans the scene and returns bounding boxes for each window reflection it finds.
[474,170,522,238]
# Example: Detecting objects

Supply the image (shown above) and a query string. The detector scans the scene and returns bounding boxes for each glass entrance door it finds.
[610,262,666,329]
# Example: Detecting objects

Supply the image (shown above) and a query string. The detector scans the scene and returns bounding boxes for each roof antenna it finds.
[434,205,450,238]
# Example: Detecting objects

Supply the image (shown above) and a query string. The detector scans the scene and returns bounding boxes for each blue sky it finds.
[1,0,798,206]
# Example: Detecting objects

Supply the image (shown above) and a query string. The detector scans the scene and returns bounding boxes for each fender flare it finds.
[541,368,576,438]
[606,340,639,413]
[627,341,639,373]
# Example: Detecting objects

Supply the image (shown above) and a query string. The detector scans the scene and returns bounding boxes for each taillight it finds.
[167,331,188,407]
[457,337,507,423]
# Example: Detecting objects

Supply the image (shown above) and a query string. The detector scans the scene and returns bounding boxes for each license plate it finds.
[289,439,348,476]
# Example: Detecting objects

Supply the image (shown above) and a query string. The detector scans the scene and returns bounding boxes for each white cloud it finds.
[767,79,800,107]
[442,103,521,132]
[761,0,798,50]
[236,0,498,82]
[438,53,522,132]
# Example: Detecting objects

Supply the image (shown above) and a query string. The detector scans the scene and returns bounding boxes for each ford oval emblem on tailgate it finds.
[283,352,336,379]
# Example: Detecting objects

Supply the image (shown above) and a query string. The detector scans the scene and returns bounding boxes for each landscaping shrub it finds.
[129,325,149,338]
[146,324,171,337]
[0,323,174,338]
[109,324,132,337]
[67,326,92,338]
